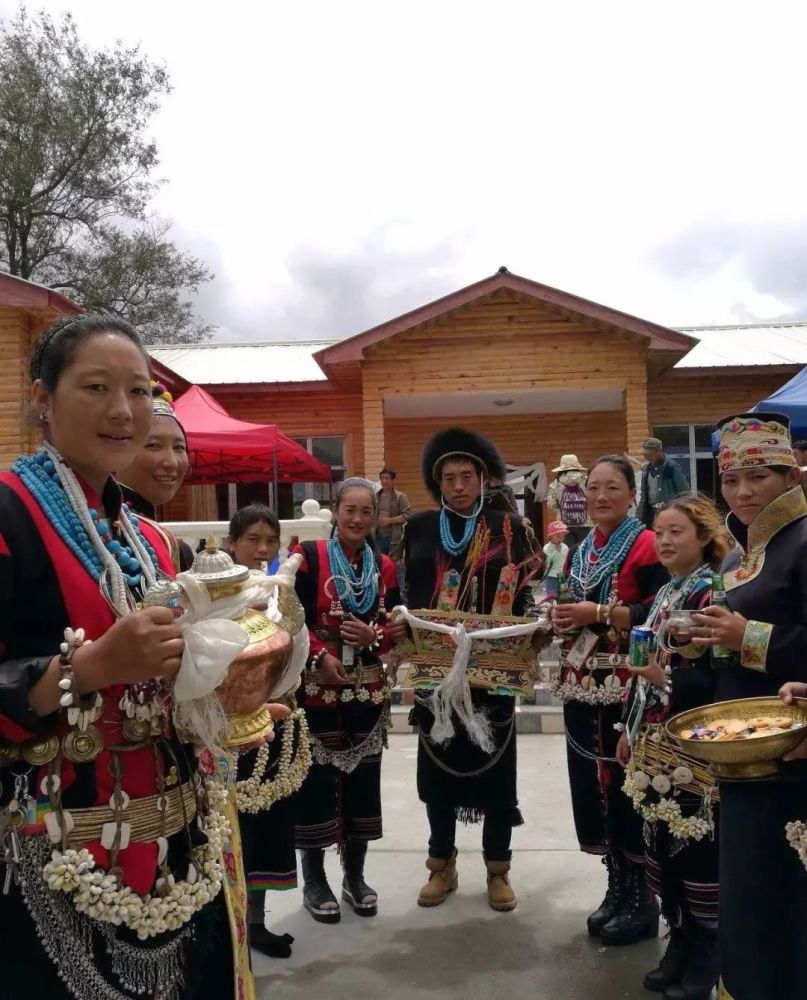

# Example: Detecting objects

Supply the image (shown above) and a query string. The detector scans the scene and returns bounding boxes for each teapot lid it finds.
[190,536,250,587]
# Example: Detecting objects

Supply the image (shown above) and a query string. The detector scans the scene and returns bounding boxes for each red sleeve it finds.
[291,543,308,572]
[617,529,665,606]
[375,554,401,654]
[380,554,398,594]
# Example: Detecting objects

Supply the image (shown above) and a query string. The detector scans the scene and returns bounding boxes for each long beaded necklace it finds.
[327,535,379,616]
[13,443,158,616]
[570,516,646,602]
[439,498,482,558]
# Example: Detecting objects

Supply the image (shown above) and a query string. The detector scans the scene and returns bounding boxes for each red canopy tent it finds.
[173,385,331,486]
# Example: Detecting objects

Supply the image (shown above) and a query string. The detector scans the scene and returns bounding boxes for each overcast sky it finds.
[13,1,807,342]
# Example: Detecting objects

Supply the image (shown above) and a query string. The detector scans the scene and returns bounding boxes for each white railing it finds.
[164,498,333,551]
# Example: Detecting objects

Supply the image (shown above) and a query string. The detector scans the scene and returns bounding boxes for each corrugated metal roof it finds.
[149,322,807,385]
[674,323,807,368]
[149,342,334,384]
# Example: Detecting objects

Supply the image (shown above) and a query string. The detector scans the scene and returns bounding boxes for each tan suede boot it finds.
[486,860,517,912]
[417,850,458,907]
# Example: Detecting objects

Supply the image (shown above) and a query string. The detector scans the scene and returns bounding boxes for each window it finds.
[215,482,272,521]
[215,436,347,521]
[651,424,717,498]
[286,436,347,518]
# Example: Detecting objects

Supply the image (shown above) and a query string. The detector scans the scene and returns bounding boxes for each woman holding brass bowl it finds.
[0,316,248,1000]
[616,495,729,999]
[292,478,401,923]
[551,455,668,946]
[402,428,541,914]
[686,412,807,1000]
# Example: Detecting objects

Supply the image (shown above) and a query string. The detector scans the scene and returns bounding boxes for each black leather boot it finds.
[664,918,719,1000]
[600,860,659,946]
[643,924,688,992]
[341,838,378,917]
[301,848,341,924]
[587,853,621,936]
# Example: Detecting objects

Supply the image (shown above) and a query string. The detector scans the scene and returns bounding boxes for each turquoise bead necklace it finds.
[327,535,378,616]
[13,446,158,612]
[439,498,482,558]
[569,516,646,603]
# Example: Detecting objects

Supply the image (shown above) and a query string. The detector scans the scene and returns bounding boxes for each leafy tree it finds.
[0,7,213,342]
[45,220,214,344]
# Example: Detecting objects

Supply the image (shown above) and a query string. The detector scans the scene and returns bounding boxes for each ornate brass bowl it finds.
[186,538,306,749]
[666,697,807,780]
[217,608,293,749]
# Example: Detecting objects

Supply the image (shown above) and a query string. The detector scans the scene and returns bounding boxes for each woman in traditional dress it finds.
[228,503,307,958]
[617,495,728,999]
[0,315,249,1000]
[689,413,807,1000]
[551,454,667,945]
[402,428,541,913]
[116,380,194,570]
[292,478,400,923]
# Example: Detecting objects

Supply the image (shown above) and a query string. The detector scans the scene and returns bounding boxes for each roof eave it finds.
[198,379,332,393]
[0,272,82,315]
[672,362,802,375]
[314,269,693,367]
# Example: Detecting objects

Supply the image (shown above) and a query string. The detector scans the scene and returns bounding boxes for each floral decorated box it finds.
[404,608,539,698]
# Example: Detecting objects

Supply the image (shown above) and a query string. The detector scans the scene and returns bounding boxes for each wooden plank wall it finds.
[384,410,628,515]
[221,388,365,471]
[0,308,27,467]
[648,371,791,425]
[360,292,649,473]
[0,308,57,468]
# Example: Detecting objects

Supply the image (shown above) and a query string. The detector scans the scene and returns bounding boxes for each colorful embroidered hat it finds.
[150,380,175,418]
[716,411,798,475]
[150,381,186,441]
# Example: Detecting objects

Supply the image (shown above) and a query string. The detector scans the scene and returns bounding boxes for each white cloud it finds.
[16,0,807,338]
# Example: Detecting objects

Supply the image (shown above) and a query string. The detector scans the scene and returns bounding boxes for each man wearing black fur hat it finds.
[399,427,545,912]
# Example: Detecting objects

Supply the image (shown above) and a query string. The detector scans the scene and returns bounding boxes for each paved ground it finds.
[253,734,662,1000]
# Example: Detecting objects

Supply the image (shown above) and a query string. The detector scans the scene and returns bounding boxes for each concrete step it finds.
[389,703,565,735]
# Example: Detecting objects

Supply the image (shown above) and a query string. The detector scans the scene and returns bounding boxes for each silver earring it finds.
[38,412,48,424]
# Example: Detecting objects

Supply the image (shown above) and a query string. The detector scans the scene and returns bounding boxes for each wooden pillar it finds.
[624,376,650,457]
[361,383,385,479]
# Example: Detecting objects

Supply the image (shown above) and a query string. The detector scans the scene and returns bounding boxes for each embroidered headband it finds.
[717,411,798,475]
[151,381,176,419]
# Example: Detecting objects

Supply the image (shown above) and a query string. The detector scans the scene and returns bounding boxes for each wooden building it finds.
[1,267,801,531]
[152,269,802,525]
[0,273,82,466]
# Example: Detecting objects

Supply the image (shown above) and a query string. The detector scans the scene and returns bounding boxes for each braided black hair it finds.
[30,314,147,391]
